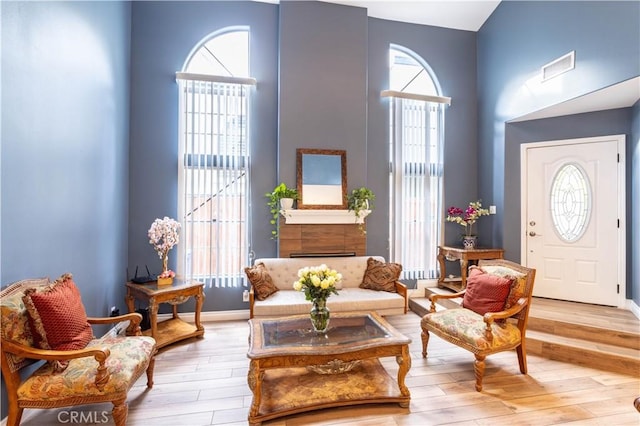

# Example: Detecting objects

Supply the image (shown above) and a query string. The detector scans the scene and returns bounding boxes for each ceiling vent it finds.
[541,51,575,82]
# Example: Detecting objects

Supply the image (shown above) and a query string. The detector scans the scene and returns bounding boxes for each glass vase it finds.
[310,298,330,333]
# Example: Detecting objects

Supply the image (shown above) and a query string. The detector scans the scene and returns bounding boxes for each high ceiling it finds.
[321,0,501,31]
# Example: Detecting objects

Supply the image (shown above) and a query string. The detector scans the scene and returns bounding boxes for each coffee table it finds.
[246,311,411,426]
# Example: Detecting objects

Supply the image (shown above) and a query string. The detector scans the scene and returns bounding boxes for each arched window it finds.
[176,28,256,288]
[384,45,450,280]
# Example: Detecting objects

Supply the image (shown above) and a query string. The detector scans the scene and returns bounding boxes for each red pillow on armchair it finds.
[22,273,94,353]
[462,267,513,316]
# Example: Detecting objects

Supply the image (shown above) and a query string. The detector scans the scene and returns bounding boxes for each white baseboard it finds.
[626,299,640,320]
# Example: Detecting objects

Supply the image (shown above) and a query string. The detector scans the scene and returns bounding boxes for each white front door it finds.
[521,135,625,306]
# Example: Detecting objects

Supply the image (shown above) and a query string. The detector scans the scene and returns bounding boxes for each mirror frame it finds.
[296,148,347,209]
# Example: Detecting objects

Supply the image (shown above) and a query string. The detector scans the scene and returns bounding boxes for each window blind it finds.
[176,74,255,288]
[389,97,445,280]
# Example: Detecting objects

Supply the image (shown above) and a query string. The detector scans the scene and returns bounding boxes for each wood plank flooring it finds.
[15,311,640,426]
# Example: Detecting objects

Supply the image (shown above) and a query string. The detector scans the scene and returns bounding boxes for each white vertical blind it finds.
[389,97,445,280]
[176,75,254,288]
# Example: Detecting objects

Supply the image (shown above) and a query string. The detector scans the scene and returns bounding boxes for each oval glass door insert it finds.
[550,163,592,242]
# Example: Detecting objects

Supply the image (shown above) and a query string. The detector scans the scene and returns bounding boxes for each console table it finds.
[437,246,504,292]
[125,279,205,349]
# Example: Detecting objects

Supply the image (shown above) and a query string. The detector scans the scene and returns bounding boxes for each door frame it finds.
[520,135,626,308]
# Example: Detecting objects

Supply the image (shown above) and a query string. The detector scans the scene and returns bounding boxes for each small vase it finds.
[462,235,477,249]
[310,298,330,333]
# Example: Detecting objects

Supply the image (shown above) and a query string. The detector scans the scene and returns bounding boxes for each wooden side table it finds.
[437,246,505,292]
[125,279,205,350]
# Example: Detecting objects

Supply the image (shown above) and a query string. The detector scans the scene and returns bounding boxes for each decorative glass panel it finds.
[550,163,591,242]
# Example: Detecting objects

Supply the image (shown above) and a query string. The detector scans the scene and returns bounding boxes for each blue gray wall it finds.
[1,0,131,319]
[1,0,131,417]
[477,1,639,299]
[632,101,640,305]
[128,1,279,311]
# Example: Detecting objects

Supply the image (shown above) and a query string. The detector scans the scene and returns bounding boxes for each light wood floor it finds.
[16,311,640,426]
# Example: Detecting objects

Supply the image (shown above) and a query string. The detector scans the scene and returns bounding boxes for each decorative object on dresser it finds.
[244,256,407,318]
[446,200,490,249]
[0,275,157,426]
[147,216,181,285]
[420,259,536,392]
[293,264,342,333]
[265,182,299,238]
[347,186,375,234]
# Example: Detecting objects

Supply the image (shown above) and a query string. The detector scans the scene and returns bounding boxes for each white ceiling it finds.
[321,0,501,31]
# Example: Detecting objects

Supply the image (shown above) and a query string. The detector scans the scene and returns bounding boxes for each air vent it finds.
[541,51,575,82]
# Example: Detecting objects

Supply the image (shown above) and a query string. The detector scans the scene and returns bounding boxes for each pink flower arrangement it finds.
[446,200,490,236]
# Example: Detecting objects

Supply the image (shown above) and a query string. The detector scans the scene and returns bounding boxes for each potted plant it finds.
[347,187,375,233]
[265,183,299,238]
[446,200,490,249]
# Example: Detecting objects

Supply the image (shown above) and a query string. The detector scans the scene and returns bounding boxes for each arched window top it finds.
[389,45,441,96]
[385,45,449,105]
[183,27,249,77]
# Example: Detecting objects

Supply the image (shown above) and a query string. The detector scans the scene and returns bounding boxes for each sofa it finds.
[245,256,408,318]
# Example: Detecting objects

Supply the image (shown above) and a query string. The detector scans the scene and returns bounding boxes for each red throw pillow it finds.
[359,257,402,293]
[22,273,93,353]
[244,263,279,300]
[462,267,513,316]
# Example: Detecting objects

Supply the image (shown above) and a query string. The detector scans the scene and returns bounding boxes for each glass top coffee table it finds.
[247,311,412,426]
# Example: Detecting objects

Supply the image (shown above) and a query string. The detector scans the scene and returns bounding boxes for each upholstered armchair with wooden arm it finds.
[421,259,536,391]
[1,275,157,426]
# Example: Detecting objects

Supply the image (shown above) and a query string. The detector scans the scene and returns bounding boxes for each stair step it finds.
[526,330,640,376]
[528,316,639,351]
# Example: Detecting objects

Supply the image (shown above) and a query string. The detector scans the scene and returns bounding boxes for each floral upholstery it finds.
[17,335,156,403]
[421,308,521,354]
[0,278,50,372]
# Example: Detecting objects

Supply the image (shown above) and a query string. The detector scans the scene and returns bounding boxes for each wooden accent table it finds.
[437,246,505,292]
[125,279,205,349]
[246,312,411,426]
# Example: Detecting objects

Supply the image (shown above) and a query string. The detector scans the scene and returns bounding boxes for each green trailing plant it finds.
[265,183,299,239]
[347,187,375,234]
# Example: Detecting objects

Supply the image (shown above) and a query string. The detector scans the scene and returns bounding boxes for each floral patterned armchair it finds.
[421,259,536,391]
[1,276,157,426]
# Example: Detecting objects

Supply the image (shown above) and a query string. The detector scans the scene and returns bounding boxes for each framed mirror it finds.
[296,148,347,209]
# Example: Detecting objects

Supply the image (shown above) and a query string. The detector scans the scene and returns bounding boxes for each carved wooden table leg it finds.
[194,291,205,333]
[148,298,159,342]
[248,360,263,425]
[396,345,411,407]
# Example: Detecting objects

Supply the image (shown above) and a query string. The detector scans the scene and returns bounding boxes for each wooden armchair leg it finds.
[474,355,486,392]
[421,329,430,358]
[7,405,23,426]
[146,356,156,388]
[112,397,128,426]
[516,343,527,374]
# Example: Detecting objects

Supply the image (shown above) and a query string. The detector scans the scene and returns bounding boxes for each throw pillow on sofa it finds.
[359,257,402,293]
[244,262,279,300]
[462,267,513,316]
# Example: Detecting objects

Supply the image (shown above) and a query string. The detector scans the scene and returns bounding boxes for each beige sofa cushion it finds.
[255,256,385,290]
[251,288,405,318]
